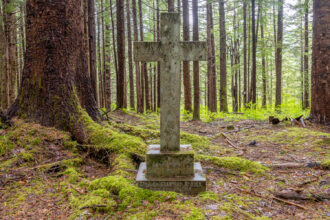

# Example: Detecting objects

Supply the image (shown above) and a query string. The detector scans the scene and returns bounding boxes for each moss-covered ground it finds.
[0,111,329,219]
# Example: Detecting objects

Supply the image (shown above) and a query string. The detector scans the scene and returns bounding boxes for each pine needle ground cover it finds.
[0,110,329,219]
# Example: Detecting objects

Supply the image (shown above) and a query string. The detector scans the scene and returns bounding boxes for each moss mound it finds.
[198,155,269,174]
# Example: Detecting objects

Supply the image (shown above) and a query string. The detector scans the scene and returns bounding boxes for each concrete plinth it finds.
[136,162,206,194]
[146,145,194,178]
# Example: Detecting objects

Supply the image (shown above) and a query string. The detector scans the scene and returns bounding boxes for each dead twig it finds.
[272,196,307,210]
[221,132,240,149]
[237,188,308,210]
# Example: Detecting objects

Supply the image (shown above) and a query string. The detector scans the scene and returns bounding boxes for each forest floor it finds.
[0,110,329,219]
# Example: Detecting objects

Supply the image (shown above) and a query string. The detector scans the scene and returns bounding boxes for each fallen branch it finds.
[237,188,308,210]
[272,196,307,210]
[221,132,240,149]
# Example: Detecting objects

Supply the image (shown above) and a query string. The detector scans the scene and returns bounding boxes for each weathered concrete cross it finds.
[134,13,207,152]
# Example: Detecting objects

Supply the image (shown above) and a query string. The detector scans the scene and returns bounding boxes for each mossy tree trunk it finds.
[7,0,101,140]
[310,0,330,124]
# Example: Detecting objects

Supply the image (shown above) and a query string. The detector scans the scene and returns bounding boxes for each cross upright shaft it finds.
[134,13,207,152]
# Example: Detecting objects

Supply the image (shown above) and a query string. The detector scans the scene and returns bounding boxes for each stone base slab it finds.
[146,145,194,178]
[136,162,206,194]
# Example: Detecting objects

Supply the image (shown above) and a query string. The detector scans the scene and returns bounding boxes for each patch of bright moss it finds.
[198,191,219,202]
[321,159,330,169]
[0,136,15,156]
[198,155,268,174]
[63,168,81,184]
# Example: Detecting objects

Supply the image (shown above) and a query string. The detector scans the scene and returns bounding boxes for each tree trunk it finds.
[219,0,228,112]
[132,0,143,113]
[87,0,98,104]
[303,0,309,109]
[97,7,104,107]
[116,0,126,109]
[168,0,174,12]
[275,0,283,108]
[243,1,247,106]
[104,1,112,110]
[7,0,101,137]
[126,0,135,110]
[250,0,257,105]
[156,0,160,109]
[192,0,200,120]
[182,0,192,112]
[310,0,330,124]
[110,0,118,105]
[261,10,267,108]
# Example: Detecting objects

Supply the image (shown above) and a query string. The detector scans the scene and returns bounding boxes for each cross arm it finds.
[179,42,208,61]
[133,42,162,62]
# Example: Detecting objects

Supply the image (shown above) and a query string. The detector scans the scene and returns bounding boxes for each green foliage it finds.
[0,136,15,156]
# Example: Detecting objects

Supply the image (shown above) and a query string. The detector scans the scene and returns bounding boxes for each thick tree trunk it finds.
[97,8,104,107]
[182,0,192,112]
[7,0,100,136]
[303,0,309,109]
[310,0,330,124]
[219,0,228,112]
[132,0,143,113]
[275,0,283,108]
[116,0,126,109]
[87,0,98,104]
[192,0,200,120]
[126,0,135,110]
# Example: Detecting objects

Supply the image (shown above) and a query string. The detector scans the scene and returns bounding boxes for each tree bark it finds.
[116,0,126,109]
[261,10,267,108]
[182,0,192,112]
[219,0,228,112]
[156,0,160,109]
[243,1,247,106]
[310,0,330,124]
[87,0,98,104]
[303,0,309,109]
[250,0,257,105]
[132,0,143,113]
[168,0,174,12]
[7,0,101,136]
[126,0,135,110]
[275,0,283,108]
[192,0,200,120]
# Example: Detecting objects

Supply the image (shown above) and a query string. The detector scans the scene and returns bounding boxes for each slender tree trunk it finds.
[275,0,283,108]
[303,0,309,109]
[139,0,149,111]
[104,1,112,110]
[156,0,160,109]
[110,0,118,101]
[132,0,143,113]
[300,0,304,107]
[126,0,135,110]
[7,0,101,136]
[182,0,192,112]
[0,3,5,108]
[192,0,200,120]
[261,11,267,108]
[310,0,330,124]
[116,0,126,109]
[243,1,247,106]
[97,7,104,107]
[250,0,257,105]
[87,0,98,104]
[219,0,228,112]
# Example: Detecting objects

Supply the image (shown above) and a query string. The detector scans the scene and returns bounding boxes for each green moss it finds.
[0,136,15,156]
[321,159,330,169]
[198,191,219,202]
[88,175,176,210]
[63,168,82,184]
[20,152,34,162]
[198,155,268,174]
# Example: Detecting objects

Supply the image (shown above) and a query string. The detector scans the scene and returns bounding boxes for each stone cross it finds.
[134,13,207,152]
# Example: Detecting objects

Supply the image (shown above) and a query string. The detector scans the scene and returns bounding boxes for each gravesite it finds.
[0,0,329,219]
